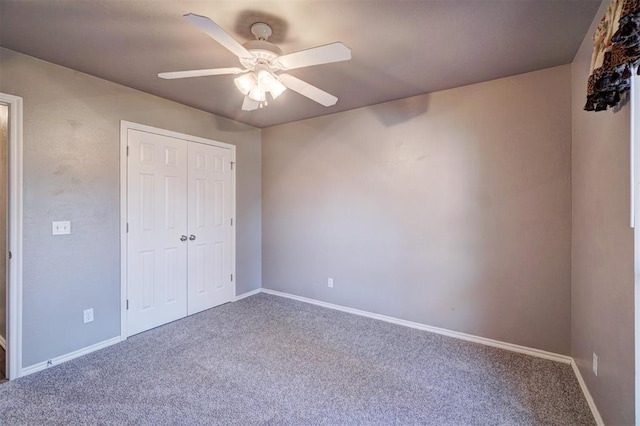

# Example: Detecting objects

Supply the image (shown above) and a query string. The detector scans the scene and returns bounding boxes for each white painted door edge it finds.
[0,93,24,380]
[632,71,640,426]
[119,120,236,340]
[119,121,128,341]
[632,70,636,229]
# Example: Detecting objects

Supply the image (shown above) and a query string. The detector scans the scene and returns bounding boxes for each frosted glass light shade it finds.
[234,73,255,95]
[235,66,286,105]
[248,84,266,102]
[257,68,287,99]
[269,79,287,99]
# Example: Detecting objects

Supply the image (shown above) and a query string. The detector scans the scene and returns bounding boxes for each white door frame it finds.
[633,72,640,426]
[0,93,24,380]
[119,121,236,339]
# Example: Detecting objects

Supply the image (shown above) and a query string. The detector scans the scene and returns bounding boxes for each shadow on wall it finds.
[211,113,261,133]
[370,95,430,127]
[351,60,432,127]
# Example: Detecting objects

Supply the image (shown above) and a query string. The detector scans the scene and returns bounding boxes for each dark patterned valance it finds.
[585,0,640,111]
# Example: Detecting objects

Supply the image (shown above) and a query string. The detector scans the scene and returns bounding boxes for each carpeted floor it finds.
[0,293,594,425]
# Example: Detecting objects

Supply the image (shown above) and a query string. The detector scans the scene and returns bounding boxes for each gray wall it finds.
[570,1,634,424]
[0,104,6,342]
[262,65,572,354]
[0,48,262,367]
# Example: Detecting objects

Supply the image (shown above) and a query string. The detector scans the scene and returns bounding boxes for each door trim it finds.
[119,121,236,339]
[631,70,639,426]
[1,93,24,379]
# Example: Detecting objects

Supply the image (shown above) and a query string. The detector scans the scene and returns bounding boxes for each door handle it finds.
[180,235,187,242]
[189,234,196,241]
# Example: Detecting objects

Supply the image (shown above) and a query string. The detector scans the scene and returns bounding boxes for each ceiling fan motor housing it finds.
[241,40,283,68]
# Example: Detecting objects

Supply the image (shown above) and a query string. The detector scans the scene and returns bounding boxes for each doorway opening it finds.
[0,93,24,381]
[0,103,6,382]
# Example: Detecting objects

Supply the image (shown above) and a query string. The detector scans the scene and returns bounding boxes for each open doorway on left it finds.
[0,103,7,383]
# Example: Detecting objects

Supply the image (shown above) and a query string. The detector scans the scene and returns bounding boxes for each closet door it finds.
[187,142,234,315]
[127,129,188,336]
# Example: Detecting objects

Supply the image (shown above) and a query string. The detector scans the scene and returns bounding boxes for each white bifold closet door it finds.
[126,129,233,337]
[187,141,233,315]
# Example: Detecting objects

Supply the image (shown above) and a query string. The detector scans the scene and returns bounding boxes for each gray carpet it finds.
[0,293,594,425]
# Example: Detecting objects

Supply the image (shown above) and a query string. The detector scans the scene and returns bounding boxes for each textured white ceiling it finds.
[0,0,600,128]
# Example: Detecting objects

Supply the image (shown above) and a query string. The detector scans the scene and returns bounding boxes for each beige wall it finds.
[263,65,572,354]
[0,48,262,367]
[570,1,635,424]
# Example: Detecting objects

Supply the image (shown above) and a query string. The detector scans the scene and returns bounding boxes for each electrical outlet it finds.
[83,308,94,324]
[52,220,71,235]
[592,353,598,376]
[328,278,334,288]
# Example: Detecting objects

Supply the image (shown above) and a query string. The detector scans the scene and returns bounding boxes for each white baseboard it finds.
[262,288,604,426]
[262,288,572,364]
[18,288,260,378]
[10,287,605,426]
[20,336,121,378]
[262,288,606,423]
[0,334,5,350]
[571,360,605,426]
[235,288,261,302]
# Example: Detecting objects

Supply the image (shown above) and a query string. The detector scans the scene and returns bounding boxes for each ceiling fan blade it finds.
[184,13,252,59]
[158,67,246,79]
[242,95,260,111]
[279,74,338,107]
[278,42,351,70]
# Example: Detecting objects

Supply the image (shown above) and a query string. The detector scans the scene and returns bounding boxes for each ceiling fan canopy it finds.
[158,13,352,111]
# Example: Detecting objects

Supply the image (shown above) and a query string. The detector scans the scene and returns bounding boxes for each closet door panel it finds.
[127,129,188,336]
[187,142,233,315]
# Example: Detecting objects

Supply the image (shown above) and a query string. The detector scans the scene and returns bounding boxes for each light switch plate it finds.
[52,220,71,235]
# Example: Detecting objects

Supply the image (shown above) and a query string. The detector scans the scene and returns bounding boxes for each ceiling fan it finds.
[158,13,352,111]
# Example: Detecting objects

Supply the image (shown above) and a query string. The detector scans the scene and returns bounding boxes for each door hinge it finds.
[126,223,129,233]
[126,299,129,310]
[230,218,233,226]
[126,146,129,156]
[8,251,12,260]
[230,161,235,170]
[230,274,233,282]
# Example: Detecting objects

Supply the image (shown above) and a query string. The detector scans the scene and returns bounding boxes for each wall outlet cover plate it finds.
[52,220,71,235]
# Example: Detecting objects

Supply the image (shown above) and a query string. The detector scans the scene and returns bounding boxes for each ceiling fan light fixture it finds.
[242,95,260,111]
[164,15,350,112]
[254,63,287,100]
[259,72,287,99]
[257,68,274,86]
[248,84,266,102]
[268,78,287,99]
[234,73,256,95]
